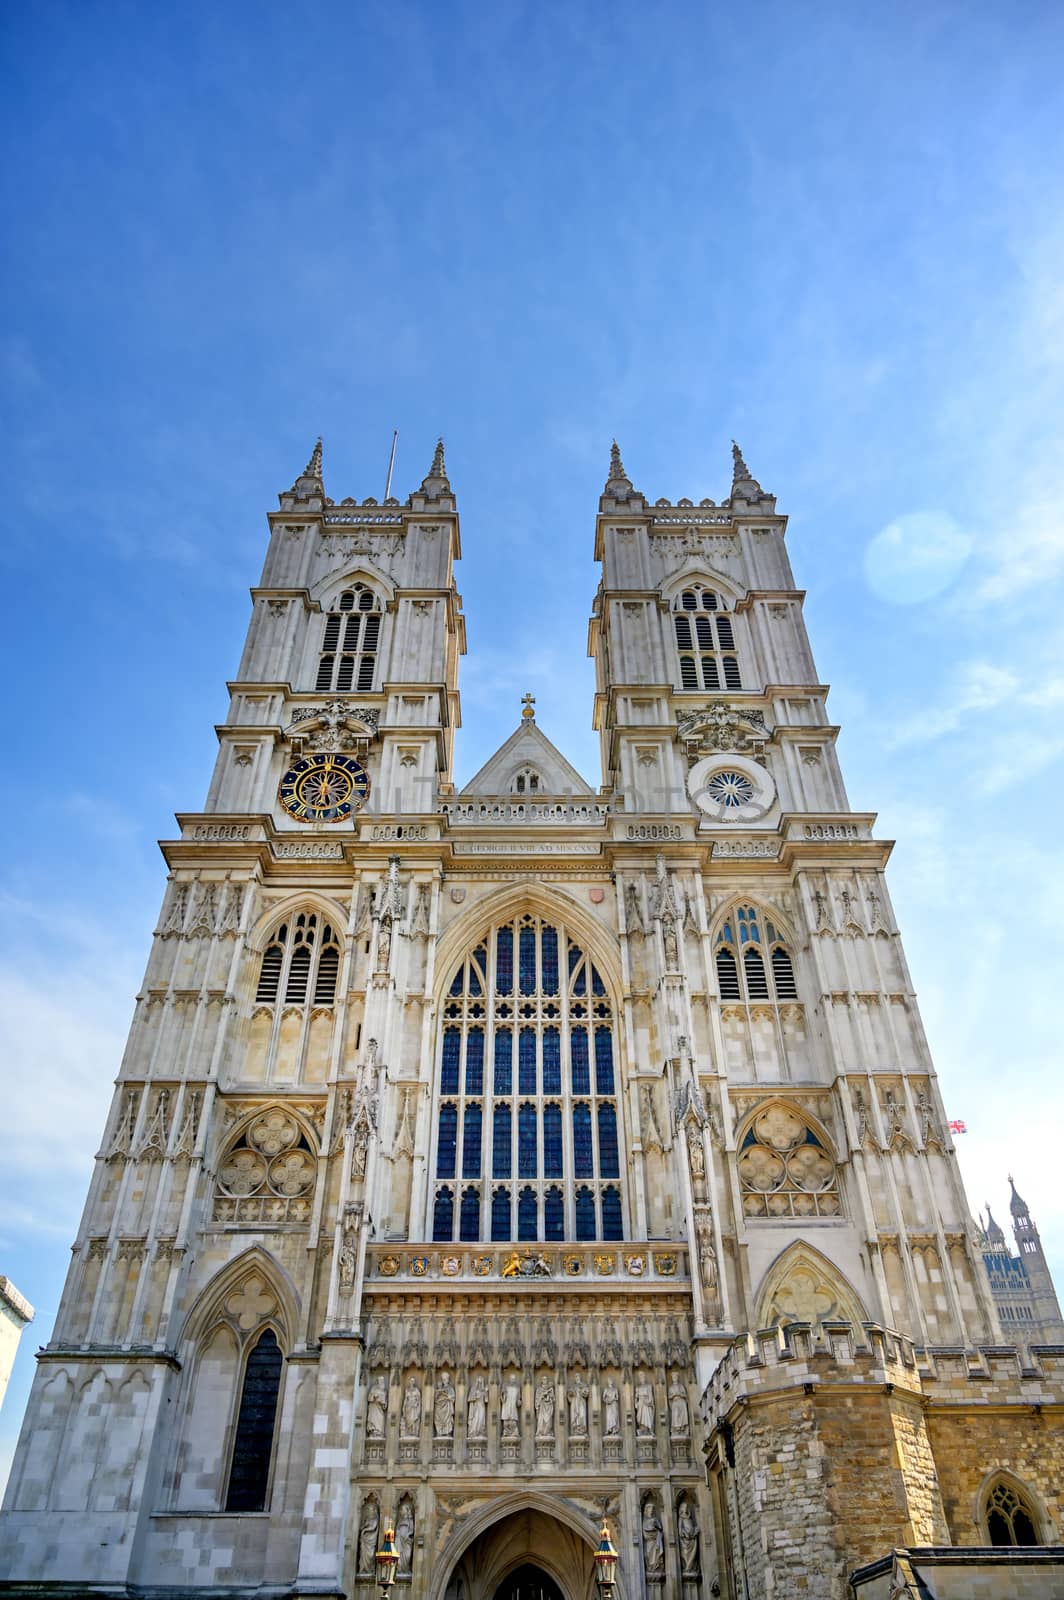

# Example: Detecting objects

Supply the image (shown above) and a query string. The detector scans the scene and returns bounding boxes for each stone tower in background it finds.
[0,441,1060,1600]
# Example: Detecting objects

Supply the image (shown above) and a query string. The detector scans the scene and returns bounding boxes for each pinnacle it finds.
[731,439,752,484]
[419,436,451,494]
[303,437,323,480]
[608,439,629,483]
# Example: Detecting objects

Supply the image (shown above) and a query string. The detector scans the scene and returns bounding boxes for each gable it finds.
[460,721,595,797]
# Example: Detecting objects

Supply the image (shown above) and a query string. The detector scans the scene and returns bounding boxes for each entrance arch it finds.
[437,1501,607,1600]
[493,1565,565,1600]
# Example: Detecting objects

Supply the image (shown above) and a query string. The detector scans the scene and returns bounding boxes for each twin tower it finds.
[1,441,1060,1600]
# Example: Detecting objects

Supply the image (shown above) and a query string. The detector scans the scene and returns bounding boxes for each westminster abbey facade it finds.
[1,441,1061,1600]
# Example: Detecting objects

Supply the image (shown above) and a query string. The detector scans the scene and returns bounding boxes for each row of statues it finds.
[366,1370,691,1441]
[357,1494,415,1578]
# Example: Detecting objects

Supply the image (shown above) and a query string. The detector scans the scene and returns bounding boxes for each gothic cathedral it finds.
[1,441,1061,1600]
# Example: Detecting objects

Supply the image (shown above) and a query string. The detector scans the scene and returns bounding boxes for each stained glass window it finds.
[437,1104,457,1179]
[432,915,625,1241]
[225,1328,282,1512]
[462,1104,482,1179]
[493,1105,512,1177]
[494,1030,512,1094]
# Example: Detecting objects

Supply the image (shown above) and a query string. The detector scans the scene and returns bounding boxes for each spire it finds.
[984,1204,1006,1246]
[1009,1175,1030,1217]
[608,439,629,485]
[729,438,767,504]
[280,436,325,506]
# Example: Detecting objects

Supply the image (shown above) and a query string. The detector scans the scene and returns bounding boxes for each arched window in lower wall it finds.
[984,1479,1041,1546]
[225,1328,283,1513]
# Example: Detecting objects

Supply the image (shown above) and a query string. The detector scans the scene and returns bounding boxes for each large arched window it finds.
[984,1478,1041,1547]
[673,585,741,692]
[715,905,797,1003]
[315,584,381,693]
[225,1327,283,1512]
[431,912,624,1243]
[255,912,341,1005]
[213,1108,317,1225]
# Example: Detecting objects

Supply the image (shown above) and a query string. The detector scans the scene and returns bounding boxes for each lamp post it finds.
[594,1520,619,1599]
[375,1525,399,1593]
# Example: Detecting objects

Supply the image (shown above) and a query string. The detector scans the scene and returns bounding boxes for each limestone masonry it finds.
[1,440,1060,1600]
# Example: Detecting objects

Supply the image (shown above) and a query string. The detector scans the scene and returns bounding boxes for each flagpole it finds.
[384,429,399,500]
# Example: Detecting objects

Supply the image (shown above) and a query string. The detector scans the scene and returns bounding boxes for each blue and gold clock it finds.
[278,753,370,824]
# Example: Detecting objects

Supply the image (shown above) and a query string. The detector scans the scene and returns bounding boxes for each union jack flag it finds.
[948,1119,967,1134]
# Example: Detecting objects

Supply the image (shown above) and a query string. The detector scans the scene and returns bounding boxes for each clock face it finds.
[278,752,370,824]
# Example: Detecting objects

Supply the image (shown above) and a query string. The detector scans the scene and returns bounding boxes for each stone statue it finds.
[357,1497,379,1575]
[567,1372,589,1437]
[534,1376,555,1438]
[467,1374,487,1439]
[351,1123,369,1178]
[625,880,644,935]
[501,1372,521,1438]
[400,1376,422,1437]
[396,1497,415,1578]
[678,1497,701,1577]
[687,1123,706,1181]
[642,1496,665,1579]
[338,1232,357,1292]
[668,1373,689,1436]
[634,1375,655,1436]
[366,1375,387,1439]
[602,1377,620,1437]
[376,918,392,969]
[434,1371,456,1438]
[697,1220,718,1292]
[663,920,679,969]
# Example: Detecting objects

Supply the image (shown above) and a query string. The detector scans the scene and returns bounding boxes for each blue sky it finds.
[2,0,1063,1483]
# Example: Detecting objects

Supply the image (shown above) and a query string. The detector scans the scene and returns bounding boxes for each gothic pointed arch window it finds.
[737,1104,840,1219]
[983,1478,1041,1546]
[255,912,342,1006]
[511,766,543,795]
[431,912,624,1243]
[225,1327,283,1512]
[673,584,741,692]
[315,583,382,692]
[714,905,798,1003]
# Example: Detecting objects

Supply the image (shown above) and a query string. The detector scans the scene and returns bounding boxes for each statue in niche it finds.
[400,1375,422,1437]
[668,1373,689,1436]
[625,881,644,935]
[501,1371,521,1438]
[642,1496,665,1579]
[663,920,679,969]
[916,1090,936,1143]
[467,1374,487,1439]
[567,1371,589,1437]
[687,1123,705,1182]
[366,1375,387,1439]
[634,1374,655,1436]
[376,918,392,970]
[396,1497,415,1577]
[338,1227,357,1293]
[352,1123,369,1178]
[678,1497,701,1577]
[434,1371,456,1438]
[602,1376,621,1437]
[358,1498,379,1575]
[534,1376,555,1438]
[697,1219,718,1293]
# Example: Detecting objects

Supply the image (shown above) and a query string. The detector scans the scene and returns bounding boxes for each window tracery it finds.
[213,1109,317,1224]
[432,913,623,1243]
[738,1105,840,1219]
[984,1479,1040,1546]
[511,766,543,795]
[715,905,797,1002]
[673,586,741,692]
[225,1327,282,1512]
[315,584,381,693]
[255,913,341,1006]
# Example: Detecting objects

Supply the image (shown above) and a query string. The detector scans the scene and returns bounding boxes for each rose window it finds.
[738,1106,840,1218]
[214,1110,316,1224]
[706,770,755,808]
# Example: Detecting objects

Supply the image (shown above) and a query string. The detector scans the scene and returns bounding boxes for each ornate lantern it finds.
[594,1520,619,1597]
[375,1525,399,1592]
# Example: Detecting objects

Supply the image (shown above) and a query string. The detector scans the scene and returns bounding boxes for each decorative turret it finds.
[1008,1175,1029,1219]
[729,438,771,505]
[982,1206,1007,1248]
[279,436,325,509]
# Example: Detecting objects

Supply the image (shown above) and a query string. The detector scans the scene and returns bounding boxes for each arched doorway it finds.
[493,1565,565,1600]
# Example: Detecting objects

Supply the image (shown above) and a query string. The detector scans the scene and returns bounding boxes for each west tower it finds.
[1,442,1060,1600]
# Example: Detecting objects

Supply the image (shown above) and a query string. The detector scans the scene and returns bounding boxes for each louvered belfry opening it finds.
[254,913,341,1005]
[674,585,741,691]
[715,905,798,1004]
